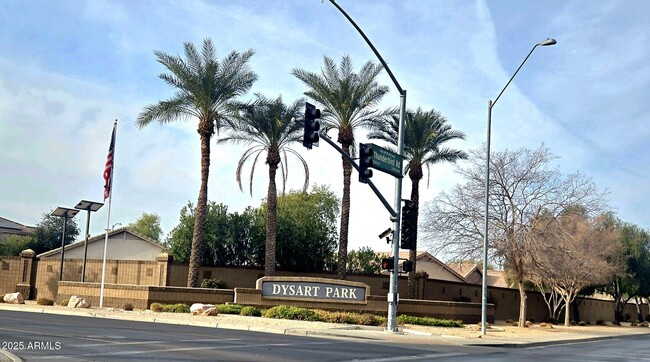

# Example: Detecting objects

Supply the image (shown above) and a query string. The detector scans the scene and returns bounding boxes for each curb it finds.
[466,332,650,348]
[0,349,22,362]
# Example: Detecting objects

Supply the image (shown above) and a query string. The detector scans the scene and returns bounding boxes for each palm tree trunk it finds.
[337,143,352,280]
[265,161,278,276]
[187,132,210,287]
[407,176,421,299]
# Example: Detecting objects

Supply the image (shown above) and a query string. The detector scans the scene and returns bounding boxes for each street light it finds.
[481,38,556,335]
[50,207,80,281]
[329,0,407,333]
[74,200,104,282]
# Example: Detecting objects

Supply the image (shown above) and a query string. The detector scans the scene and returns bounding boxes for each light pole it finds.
[481,38,556,335]
[328,0,406,332]
[51,207,80,281]
[74,200,104,282]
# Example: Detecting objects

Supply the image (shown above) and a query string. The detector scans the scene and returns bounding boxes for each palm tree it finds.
[293,55,391,279]
[369,108,467,298]
[219,94,308,276]
[137,38,257,287]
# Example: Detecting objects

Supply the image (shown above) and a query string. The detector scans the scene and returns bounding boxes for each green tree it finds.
[293,55,391,279]
[252,185,339,273]
[137,38,257,287]
[220,94,307,276]
[128,212,163,241]
[165,202,258,267]
[368,107,467,298]
[32,211,80,254]
[601,219,650,323]
[347,246,382,274]
[0,235,35,256]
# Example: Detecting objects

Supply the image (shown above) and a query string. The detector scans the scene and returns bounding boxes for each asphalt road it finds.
[0,310,478,361]
[2,310,650,361]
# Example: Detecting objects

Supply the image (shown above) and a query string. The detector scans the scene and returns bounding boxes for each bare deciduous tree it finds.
[529,212,620,326]
[422,145,606,327]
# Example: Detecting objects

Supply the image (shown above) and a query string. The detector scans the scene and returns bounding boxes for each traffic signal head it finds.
[400,200,417,250]
[359,143,374,183]
[381,257,394,271]
[402,260,413,273]
[303,102,321,149]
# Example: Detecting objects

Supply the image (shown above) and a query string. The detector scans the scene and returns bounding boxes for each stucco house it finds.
[37,227,163,261]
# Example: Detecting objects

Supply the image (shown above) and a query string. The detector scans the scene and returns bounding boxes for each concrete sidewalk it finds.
[2,303,650,349]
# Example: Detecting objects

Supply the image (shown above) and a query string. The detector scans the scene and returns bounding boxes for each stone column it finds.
[156,253,173,287]
[17,249,36,299]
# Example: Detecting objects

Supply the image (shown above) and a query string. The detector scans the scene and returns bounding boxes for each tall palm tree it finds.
[293,55,391,279]
[369,108,468,298]
[219,94,308,276]
[137,39,257,287]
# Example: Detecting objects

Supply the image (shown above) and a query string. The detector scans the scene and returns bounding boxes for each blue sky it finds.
[1,0,648,255]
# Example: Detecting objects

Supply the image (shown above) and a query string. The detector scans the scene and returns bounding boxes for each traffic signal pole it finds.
[328,0,407,333]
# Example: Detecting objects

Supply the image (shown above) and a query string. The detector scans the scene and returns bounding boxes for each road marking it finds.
[81,340,336,357]
[345,352,466,361]
[74,338,241,348]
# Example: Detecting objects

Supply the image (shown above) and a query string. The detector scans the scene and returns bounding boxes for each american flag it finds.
[103,122,116,200]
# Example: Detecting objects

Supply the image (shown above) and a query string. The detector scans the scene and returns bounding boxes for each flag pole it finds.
[100,120,117,308]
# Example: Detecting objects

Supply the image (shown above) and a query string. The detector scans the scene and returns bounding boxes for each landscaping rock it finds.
[67,295,90,308]
[3,292,24,304]
[190,303,217,316]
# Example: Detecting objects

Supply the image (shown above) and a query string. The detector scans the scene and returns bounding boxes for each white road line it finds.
[81,341,336,357]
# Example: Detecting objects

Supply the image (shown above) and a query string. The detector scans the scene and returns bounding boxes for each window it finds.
[146,268,153,276]
[111,267,118,275]
[459,288,463,296]
[442,287,446,294]
[382,282,389,290]
[47,265,53,273]
[475,290,478,297]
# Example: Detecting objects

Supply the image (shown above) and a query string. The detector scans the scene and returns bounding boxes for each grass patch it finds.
[397,315,463,328]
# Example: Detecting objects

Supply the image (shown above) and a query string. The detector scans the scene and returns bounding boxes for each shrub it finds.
[163,303,190,313]
[37,297,54,306]
[123,303,134,311]
[630,321,638,327]
[217,304,243,315]
[396,315,463,328]
[505,319,514,324]
[512,321,519,326]
[453,296,471,303]
[596,319,605,326]
[150,303,163,312]
[313,310,385,326]
[240,306,262,317]
[639,322,649,327]
[150,303,190,313]
[264,305,322,321]
[58,298,69,306]
[200,279,226,289]
[578,321,587,326]
[570,320,577,326]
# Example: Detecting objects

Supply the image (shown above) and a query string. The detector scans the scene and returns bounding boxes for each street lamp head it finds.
[539,38,557,46]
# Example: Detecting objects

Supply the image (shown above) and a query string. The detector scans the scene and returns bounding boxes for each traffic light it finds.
[359,143,374,183]
[381,257,394,271]
[303,102,321,149]
[402,260,413,273]
[400,200,417,250]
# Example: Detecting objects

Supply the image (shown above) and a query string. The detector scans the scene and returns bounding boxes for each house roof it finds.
[376,250,469,282]
[37,227,162,258]
[0,217,36,236]
[447,262,481,279]
[486,270,511,288]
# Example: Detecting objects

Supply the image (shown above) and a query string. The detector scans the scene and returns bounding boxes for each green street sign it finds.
[368,143,403,178]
